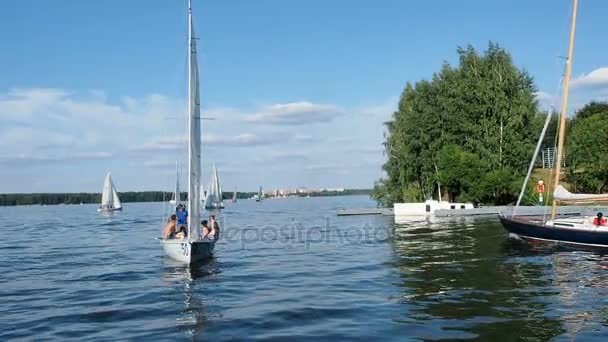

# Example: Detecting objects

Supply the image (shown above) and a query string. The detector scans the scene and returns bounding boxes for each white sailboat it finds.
[161,0,215,263]
[169,162,180,205]
[232,186,237,203]
[97,172,122,212]
[255,185,263,202]
[204,163,224,209]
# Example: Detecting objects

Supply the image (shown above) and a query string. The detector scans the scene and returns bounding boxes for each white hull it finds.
[161,239,215,264]
[97,206,122,213]
[394,200,474,217]
[204,204,224,210]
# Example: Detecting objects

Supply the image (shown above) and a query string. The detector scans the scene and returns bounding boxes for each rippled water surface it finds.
[2,196,608,341]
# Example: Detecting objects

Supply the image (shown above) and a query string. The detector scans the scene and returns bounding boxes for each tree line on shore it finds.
[0,189,372,206]
[373,42,608,207]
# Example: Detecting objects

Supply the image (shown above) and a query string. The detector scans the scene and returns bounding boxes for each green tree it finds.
[373,42,542,206]
[566,107,608,193]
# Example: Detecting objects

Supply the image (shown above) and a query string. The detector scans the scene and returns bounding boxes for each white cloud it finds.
[304,163,344,171]
[0,86,391,191]
[0,151,112,164]
[243,101,343,125]
[130,136,184,152]
[131,132,286,152]
[204,133,284,146]
[293,134,315,142]
[0,87,180,155]
[356,96,398,119]
[571,67,608,90]
[535,91,557,111]
[142,160,177,168]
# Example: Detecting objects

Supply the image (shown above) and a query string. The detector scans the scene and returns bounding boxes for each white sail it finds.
[187,2,202,238]
[160,0,216,264]
[232,186,237,202]
[170,162,180,204]
[101,172,113,207]
[204,176,214,206]
[111,182,122,209]
[214,164,222,202]
[204,163,223,208]
[554,185,608,203]
[100,172,121,210]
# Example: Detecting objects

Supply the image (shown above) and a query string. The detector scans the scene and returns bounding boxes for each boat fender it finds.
[593,212,607,226]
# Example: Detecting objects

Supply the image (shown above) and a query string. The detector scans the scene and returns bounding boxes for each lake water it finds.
[1,195,607,341]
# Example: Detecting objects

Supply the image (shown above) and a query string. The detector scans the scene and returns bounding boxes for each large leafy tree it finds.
[373,42,543,206]
[566,102,608,193]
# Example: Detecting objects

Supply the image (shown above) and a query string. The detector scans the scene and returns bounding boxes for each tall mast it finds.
[551,0,578,220]
[187,0,202,237]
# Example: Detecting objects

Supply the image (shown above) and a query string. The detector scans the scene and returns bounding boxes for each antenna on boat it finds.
[550,0,578,220]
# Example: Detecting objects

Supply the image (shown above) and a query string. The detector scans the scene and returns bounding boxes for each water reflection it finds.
[391,217,564,340]
[162,259,219,340]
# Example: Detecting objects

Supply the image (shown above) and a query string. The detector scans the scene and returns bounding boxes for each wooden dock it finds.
[434,205,608,217]
[337,206,608,217]
[336,208,394,216]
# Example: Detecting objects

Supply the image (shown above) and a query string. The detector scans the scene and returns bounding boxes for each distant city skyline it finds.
[1,0,608,193]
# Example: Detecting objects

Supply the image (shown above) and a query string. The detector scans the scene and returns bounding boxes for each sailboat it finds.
[169,162,180,205]
[256,186,263,202]
[232,186,237,203]
[500,0,608,248]
[97,172,122,212]
[160,0,216,263]
[204,163,224,209]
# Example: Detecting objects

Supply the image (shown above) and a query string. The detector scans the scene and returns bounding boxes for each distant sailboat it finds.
[204,163,224,209]
[232,186,237,203]
[98,172,122,212]
[160,0,216,264]
[169,162,180,205]
[256,186,263,202]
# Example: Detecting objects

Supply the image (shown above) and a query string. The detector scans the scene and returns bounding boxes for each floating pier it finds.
[337,206,608,217]
[336,208,394,216]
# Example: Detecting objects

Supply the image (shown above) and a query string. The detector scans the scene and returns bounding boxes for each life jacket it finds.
[593,217,607,226]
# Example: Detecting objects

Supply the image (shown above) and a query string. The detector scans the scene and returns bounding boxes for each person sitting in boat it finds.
[594,212,607,226]
[201,220,211,239]
[175,225,187,239]
[208,215,220,240]
[162,215,177,239]
[176,204,188,227]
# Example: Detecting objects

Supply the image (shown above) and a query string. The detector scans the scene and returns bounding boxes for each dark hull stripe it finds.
[500,215,608,247]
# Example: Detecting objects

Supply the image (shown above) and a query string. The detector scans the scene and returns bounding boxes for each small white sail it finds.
[100,172,121,211]
[204,163,223,208]
[111,183,122,209]
[214,164,222,203]
[554,185,608,203]
[232,186,237,202]
[101,172,113,207]
[170,162,180,205]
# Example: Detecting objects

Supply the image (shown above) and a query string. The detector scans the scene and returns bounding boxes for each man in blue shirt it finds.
[176,204,188,226]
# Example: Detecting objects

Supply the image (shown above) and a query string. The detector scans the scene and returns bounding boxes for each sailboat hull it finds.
[500,215,608,248]
[161,239,215,263]
[97,207,123,213]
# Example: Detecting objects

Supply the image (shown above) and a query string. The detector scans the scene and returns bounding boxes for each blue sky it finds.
[1,0,607,193]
